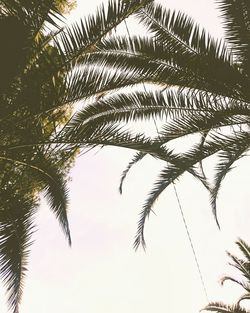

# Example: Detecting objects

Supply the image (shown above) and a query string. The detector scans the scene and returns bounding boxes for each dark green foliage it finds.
[0,0,153,311]
[3,0,250,310]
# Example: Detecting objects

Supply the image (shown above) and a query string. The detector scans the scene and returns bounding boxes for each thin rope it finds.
[173,183,209,302]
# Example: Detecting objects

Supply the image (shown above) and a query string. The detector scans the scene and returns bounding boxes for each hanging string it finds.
[173,183,209,302]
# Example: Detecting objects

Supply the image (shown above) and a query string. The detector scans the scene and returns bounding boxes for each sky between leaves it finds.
[1,0,250,312]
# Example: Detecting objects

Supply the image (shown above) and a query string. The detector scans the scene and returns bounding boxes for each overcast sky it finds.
[1,1,250,312]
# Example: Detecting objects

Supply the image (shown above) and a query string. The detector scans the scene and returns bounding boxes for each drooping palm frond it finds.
[29,156,71,245]
[134,160,183,249]
[210,147,248,226]
[133,128,250,248]
[0,186,37,313]
[220,276,250,293]
[0,154,71,245]
[132,154,205,249]
[119,151,146,194]
[205,131,250,224]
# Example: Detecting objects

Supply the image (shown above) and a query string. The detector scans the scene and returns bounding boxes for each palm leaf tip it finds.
[119,151,146,194]
[133,233,146,251]
[44,182,72,246]
[209,194,221,230]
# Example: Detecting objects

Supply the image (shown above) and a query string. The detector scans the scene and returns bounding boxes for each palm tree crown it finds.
[65,0,250,248]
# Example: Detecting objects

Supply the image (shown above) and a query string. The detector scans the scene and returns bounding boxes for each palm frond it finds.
[64,122,157,154]
[203,302,247,313]
[133,144,209,249]
[64,66,147,104]
[210,147,248,226]
[32,156,71,245]
[63,89,248,136]
[54,0,153,65]
[134,160,183,250]
[76,35,182,77]
[76,41,241,99]
[207,132,250,225]
[133,2,250,99]
[158,90,250,141]
[220,276,250,293]
[133,128,250,249]
[0,155,71,245]
[0,189,37,313]
[217,0,250,74]
[137,2,231,61]
[236,239,250,262]
[227,252,250,281]
[63,90,174,132]
[119,151,146,194]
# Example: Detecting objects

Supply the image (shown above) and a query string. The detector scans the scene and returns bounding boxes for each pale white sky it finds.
[1,1,250,312]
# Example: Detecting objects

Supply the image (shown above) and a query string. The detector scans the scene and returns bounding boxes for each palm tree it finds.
[0,0,153,311]
[203,239,250,313]
[4,0,250,310]
[62,0,250,248]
